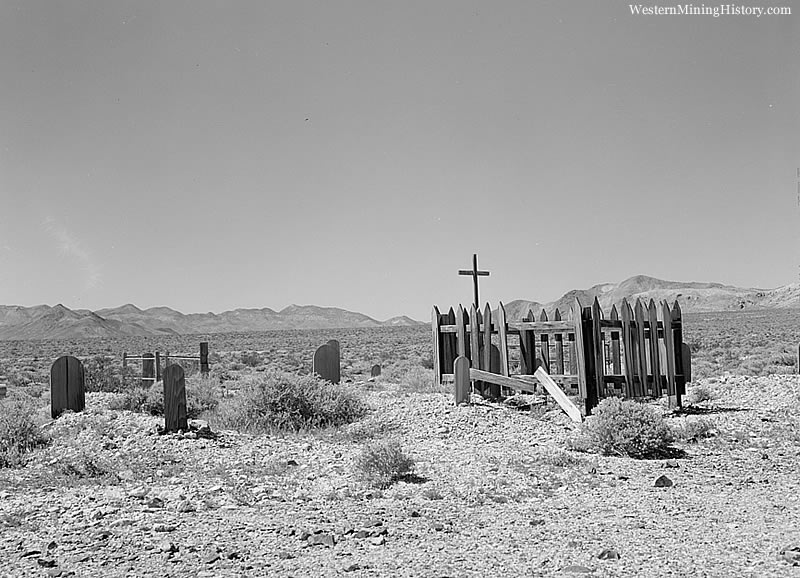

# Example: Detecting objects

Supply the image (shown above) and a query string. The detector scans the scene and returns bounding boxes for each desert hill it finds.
[501,275,800,319]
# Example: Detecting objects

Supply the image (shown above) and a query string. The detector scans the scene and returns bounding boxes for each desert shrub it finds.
[768,351,796,367]
[240,351,263,368]
[83,356,134,393]
[688,384,716,404]
[0,397,49,467]
[420,353,434,370]
[108,376,220,419]
[355,439,415,489]
[673,418,717,442]
[211,372,367,432]
[579,398,673,458]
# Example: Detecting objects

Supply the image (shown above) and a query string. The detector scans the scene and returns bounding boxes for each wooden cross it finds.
[458,254,490,310]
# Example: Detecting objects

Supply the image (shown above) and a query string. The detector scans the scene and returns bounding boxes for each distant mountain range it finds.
[0,303,424,340]
[499,275,800,320]
[1,275,797,340]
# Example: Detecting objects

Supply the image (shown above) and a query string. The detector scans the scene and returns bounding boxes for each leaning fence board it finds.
[469,368,538,395]
[534,367,582,423]
[163,364,188,433]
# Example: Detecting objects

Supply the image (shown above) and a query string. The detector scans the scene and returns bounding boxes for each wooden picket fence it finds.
[432,297,691,415]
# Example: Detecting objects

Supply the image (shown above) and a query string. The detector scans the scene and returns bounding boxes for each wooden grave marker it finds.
[163,365,188,433]
[371,364,381,378]
[313,341,341,384]
[50,355,86,419]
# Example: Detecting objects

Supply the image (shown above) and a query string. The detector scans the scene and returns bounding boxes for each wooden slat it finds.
[553,308,564,375]
[200,341,209,374]
[497,302,510,377]
[534,367,583,423]
[142,353,155,387]
[672,300,687,402]
[519,309,536,375]
[647,300,662,398]
[621,299,636,398]
[538,310,550,373]
[163,364,188,433]
[432,308,442,386]
[456,305,467,358]
[634,299,649,398]
[454,356,470,405]
[443,307,456,374]
[483,304,499,399]
[507,320,574,332]
[591,298,605,402]
[469,304,482,395]
[661,301,678,407]
[610,305,621,374]
[469,368,538,394]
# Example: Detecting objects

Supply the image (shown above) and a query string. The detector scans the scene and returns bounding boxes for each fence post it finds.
[163,365,188,433]
[591,298,605,402]
[519,309,536,375]
[553,308,565,375]
[621,299,637,399]
[155,352,161,382]
[647,300,662,398]
[200,342,209,375]
[610,305,621,375]
[431,306,442,386]
[50,356,85,419]
[539,309,550,373]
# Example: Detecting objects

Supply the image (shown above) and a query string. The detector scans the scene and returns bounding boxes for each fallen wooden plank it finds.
[533,366,583,423]
[469,368,539,394]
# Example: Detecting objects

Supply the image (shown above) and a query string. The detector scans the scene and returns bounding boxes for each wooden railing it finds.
[432,297,690,415]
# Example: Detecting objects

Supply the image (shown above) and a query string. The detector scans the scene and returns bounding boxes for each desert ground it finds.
[0,311,799,577]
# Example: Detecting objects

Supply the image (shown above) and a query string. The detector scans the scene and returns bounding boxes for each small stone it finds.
[663,460,680,468]
[153,524,176,533]
[364,518,383,527]
[118,470,135,481]
[307,533,335,547]
[778,545,800,565]
[343,563,362,572]
[47,541,58,551]
[46,568,63,577]
[287,459,299,466]
[177,500,196,513]
[369,527,388,537]
[529,519,545,526]
[409,510,421,518]
[37,558,57,568]
[159,540,178,553]
[654,475,673,488]
[278,551,294,560]
[202,552,220,564]
[128,486,150,499]
[146,497,165,509]
[598,549,620,560]
[369,536,386,546]
[20,550,42,558]
[562,565,592,573]
[432,522,444,532]
[354,530,369,539]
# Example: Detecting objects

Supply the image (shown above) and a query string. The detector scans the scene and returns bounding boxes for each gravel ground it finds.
[1,375,799,577]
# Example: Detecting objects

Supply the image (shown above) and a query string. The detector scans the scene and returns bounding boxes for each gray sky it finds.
[1,1,797,321]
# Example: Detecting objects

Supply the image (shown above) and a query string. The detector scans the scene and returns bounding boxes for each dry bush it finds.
[688,384,717,404]
[108,376,220,419]
[209,371,367,433]
[0,396,48,468]
[576,397,673,458]
[673,418,717,442]
[355,439,415,489]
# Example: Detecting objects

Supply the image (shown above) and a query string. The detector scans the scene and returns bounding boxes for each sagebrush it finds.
[577,397,673,458]
[355,439,415,488]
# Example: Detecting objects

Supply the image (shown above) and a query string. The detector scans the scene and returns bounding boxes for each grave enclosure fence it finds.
[123,342,209,387]
[432,298,691,415]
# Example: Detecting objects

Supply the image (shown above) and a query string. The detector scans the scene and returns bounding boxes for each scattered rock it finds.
[369,536,386,546]
[306,533,335,547]
[654,475,673,488]
[128,486,150,499]
[562,565,592,573]
[37,558,57,568]
[177,499,196,513]
[159,540,178,553]
[277,551,294,560]
[202,552,220,564]
[778,545,800,565]
[598,549,620,560]
[153,524,176,533]
[663,460,680,468]
[343,563,362,572]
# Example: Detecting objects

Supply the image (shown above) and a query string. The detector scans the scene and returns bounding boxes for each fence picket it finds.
[621,299,637,398]
[520,309,537,374]
[538,309,550,372]
[672,300,687,402]
[431,306,442,386]
[634,299,649,397]
[610,305,621,375]
[456,305,468,358]
[497,302,510,377]
[661,300,678,407]
[553,308,565,375]
[647,300,662,397]
[591,298,605,400]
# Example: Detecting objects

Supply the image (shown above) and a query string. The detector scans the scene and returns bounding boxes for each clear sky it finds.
[1,1,798,321]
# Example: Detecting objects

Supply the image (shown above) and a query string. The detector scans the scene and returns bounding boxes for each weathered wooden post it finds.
[155,352,162,381]
[163,365,188,433]
[142,353,155,387]
[454,356,470,405]
[312,341,341,384]
[50,356,86,419]
[200,342,209,375]
[681,343,692,383]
